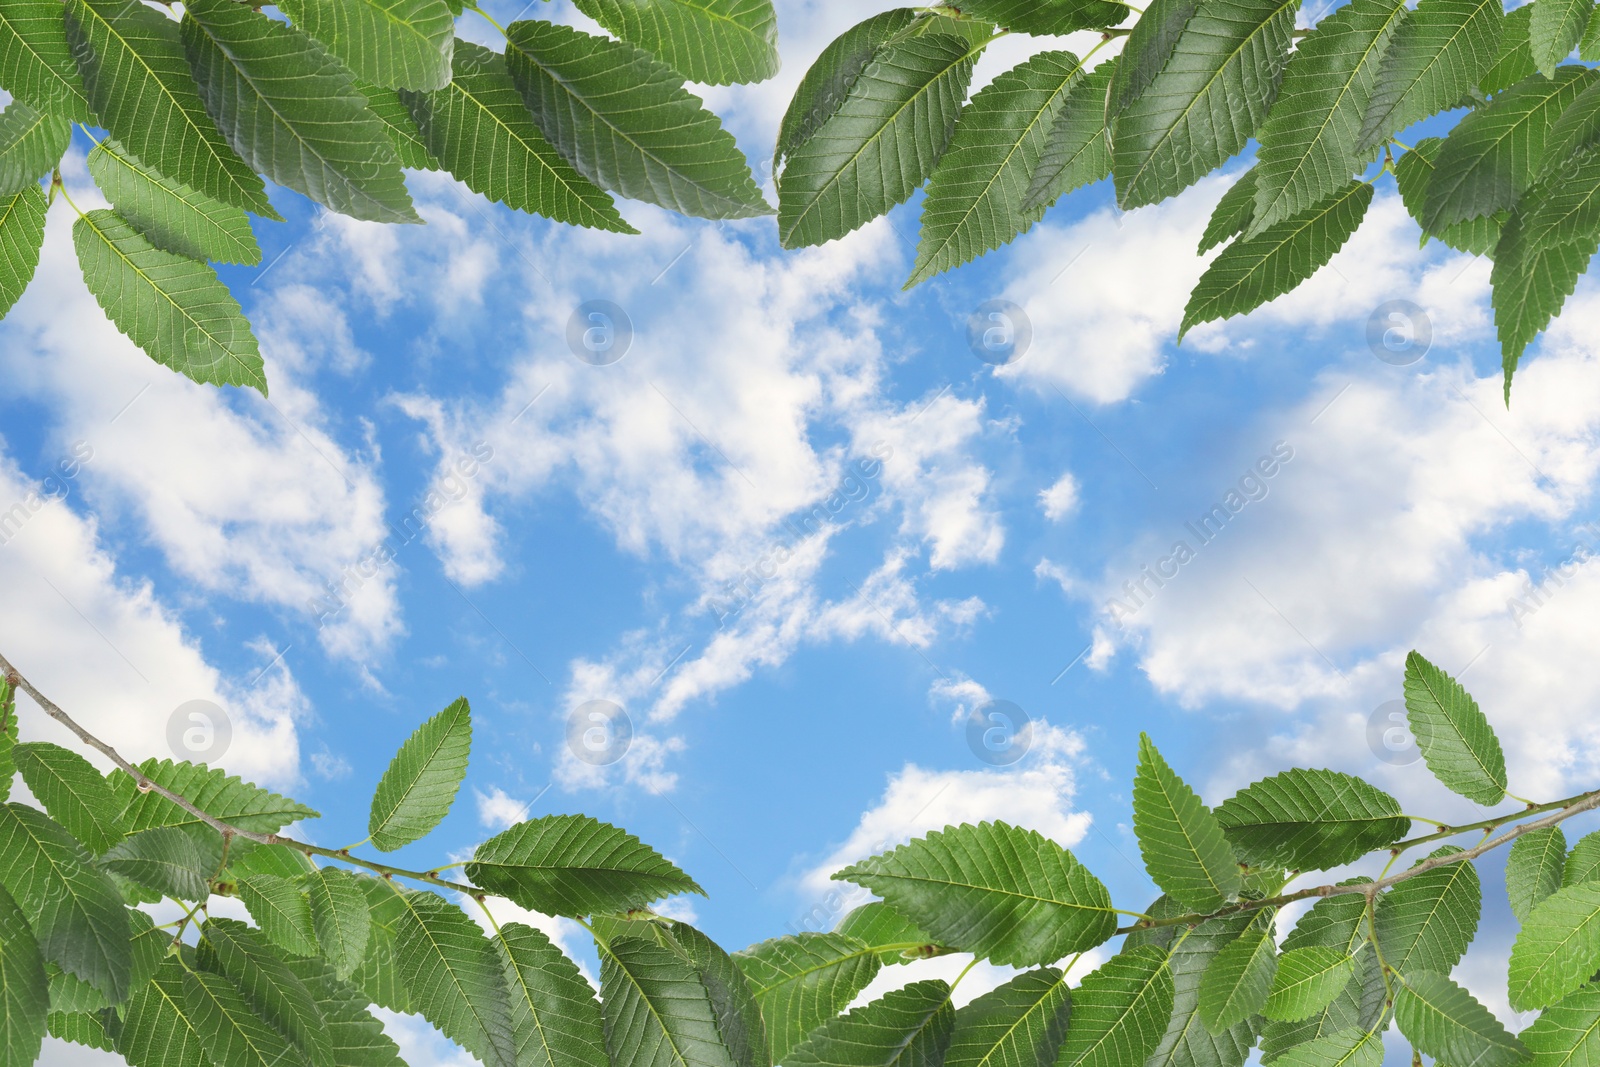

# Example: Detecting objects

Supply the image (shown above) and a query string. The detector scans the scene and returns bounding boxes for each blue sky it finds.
[8,0,1600,1062]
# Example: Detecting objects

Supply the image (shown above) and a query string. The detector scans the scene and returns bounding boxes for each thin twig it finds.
[1115,787,1600,934]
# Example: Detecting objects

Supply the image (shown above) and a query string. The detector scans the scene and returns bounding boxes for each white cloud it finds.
[797,723,1091,899]
[0,446,303,788]
[476,786,533,830]
[1040,473,1080,521]
[1,174,402,666]
[1000,181,1225,404]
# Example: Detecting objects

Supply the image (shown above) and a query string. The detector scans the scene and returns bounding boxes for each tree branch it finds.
[0,651,485,900]
[1115,786,1600,934]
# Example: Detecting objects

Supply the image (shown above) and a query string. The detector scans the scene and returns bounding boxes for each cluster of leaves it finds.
[0,0,777,394]
[3,650,1600,1067]
[6,0,1597,401]
[776,0,1600,396]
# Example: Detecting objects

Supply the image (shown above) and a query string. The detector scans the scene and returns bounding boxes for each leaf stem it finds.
[948,956,980,992]
[463,0,507,37]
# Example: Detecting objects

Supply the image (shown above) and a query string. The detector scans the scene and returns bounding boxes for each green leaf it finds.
[1373,847,1480,976]
[662,922,767,1067]
[1249,0,1407,234]
[100,828,210,900]
[505,18,772,221]
[775,9,918,166]
[945,967,1070,1067]
[111,759,319,836]
[0,0,91,120]
[569,0,778,86]
[1531,0,1591,76]
[1110,0,1297,209]
[181,0,419,225]
[1491,197,1598,397]
[1394,970,1529,1067]
[87,139,261,265]
[276,0,452,90]
[776,32,975,247]
[597,933,741,1067]
[0,882,47,1067]
[285,955,406,1067]
[1421,69,1595,249]
[1198,913,1277,1034]
[1509,827,1569,924]
[907,50,1084,287]
[1022,58,1116,213]
[49,964,108,1014]
[0,682,14,803]
[834,822,1117,967]
[1262,887,1384,1062]
[1269,1029,1383,1067]
[0,101,68,197]
[0,804,129,1005]
[1483,4,1537,93]
[1263,948,1355,1022]
[1200,167,1258,253]
[236,873,318,957]
[12,743,123,854]
[733,933,883,1062]
[64,0,272,216]
[357,81,440,170]
[1393,135,1502,254]
[1145,908,1260,1067]
[784,979,954,1067]
[1510,883,1600,1010]
[496,922,607,1067]
[369,697,471,852]
[226,840,316,882]
[48,1009,117,1052]
[834,903,933,963]
[1583,1,1600,60]
[1108,0,1202,119]
[391,888,516,1067]
[1543,78,1600,171]
[1058,947,1174,1067]
[1358,0,1505,151]
[72,209,267,394]
[117,956,209,1067]
[196,918,333,1067]
[1408,655,1504,806]
[1181,180,1372,337]
[401,42,634,233]
[183,968,299,1067]
[1212,768,1408,871]
[1519,147,1600,254]
[308,869,371,982]
[1132,734,1241,914]
[1521,984,1600,1067]
[349,875,410,1014]
[948,0,1127,34]
[1566,830,1600,886]
[466,814,703,917]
